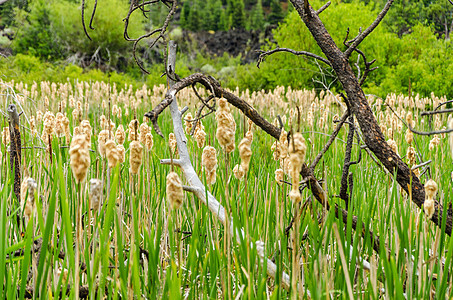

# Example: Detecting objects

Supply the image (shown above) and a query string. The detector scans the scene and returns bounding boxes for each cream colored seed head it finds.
[406,146,416,165]
[72,108,79,121]
[63,116,70,141]
[238,137,252,172]
[145,133,153,151]
[139,123,149,145]
[115,125,126,145]
[21,177,37,223]
[55,112,65,137]
[215,98,236,152]
[405,128,413,145]
[185,113,193,135]
[128,119,138,141]
[289,188,302,203]
[424,179,438,219]
[194,122,206,148]
[29,116,36,136]
[105,140,119,169]
[80,120,92,142]
[202,146,217,173]
[166,171,184,209]
[279,130,288,159]
[275,169,284,185]
[233,164,245,180]
[36,110,43,123]
[89,178,103,212]
[271,141,281,161]
[169,133,178,155]
[43,111,55,136]
[289,132,307,163]
[117,144,126,164]
[2,127,10,145]
[129,140,143,174]
[69,134,91,183]
[98,130,109,158]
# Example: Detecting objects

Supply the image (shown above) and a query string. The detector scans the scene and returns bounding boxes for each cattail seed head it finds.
[117,144,126,164]
[139,123,149,145]
[275,168,284,185]
[233,164,245,180]
[69,134,91,183]
[145,133,153,151]
[89,178,103,212]
[105,140,119,168]
[98,130,109,158]
[406,146,416,165]
[194,122,206,148]
[405,128,413,145]
[202,146,217,184]
[21,177,37,223]
[2,127,10,145]
[169,133,178,155]
[129,140,143,174]
[80,120,92,143]
[115,125,126,145]
[185,113,193,134]
[424,179,438,219]
[166,171,184,209]
[216,98,236,153]
[238,137,252,172]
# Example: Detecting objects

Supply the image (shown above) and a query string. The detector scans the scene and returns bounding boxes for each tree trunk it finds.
[289,0,452,234]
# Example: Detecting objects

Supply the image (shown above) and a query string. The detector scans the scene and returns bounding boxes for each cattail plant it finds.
[105,140,119,169]
[194,121,206,148]
[166,171,184,209]
[117,144,126,164]
[184,112,193,134]
[169,133,178,155]
[115,125,126,145]
[69,134,91,183]
[288,132,307,203]
[20,177,37,224]
[216,98,236,153]
[89,178,103,212]
[98,130,109,158]
[129,141,143,174]
[424,179,437,219]
[201,146,217,184]
[275,168,284,185]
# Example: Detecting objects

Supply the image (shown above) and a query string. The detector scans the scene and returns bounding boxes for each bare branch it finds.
[145,73,281,139]
[316,1,331,14]
[344,0,394,57]
[310,110,349,171]
[257,48,331,68]
[81,0,92,40]
[421,108,453,116]
[89,0,98,30]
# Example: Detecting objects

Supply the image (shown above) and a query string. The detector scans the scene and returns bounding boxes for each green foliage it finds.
[12,0,143,69]
[249,0,265,30]
[13,0,64,60]
[267,0,284,25]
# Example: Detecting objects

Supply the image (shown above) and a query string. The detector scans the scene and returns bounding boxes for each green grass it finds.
[0,79,452,298]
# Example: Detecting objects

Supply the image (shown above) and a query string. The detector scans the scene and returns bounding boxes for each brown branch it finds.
[420,108,453,116]
[124,0,176,73]
[290,0,452,234]
[81,0,92,41]
[316,1,331,14]
[89,0,98,30]
[309,110,349,171]
[344,0,394,57]
[339,115,355,207]
[145,73,281,139]
[257,48,331,68]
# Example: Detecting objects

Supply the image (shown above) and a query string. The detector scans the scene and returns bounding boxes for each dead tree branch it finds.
[290,0,452,234]
[145,73,281,140]
[309,110,349,171]
[344,0,394,57]
[257,48,332,68]
[316,1,331,14]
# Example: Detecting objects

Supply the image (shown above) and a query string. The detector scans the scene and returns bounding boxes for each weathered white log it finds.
[164,40,297,293]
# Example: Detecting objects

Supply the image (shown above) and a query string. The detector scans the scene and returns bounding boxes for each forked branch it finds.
[257,48,332,68]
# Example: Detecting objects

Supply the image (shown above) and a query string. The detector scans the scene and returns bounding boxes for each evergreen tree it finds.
[218,9,229,31]
[249,0,264,30]
[230,0,246,29]
[180,1,191,29]
[187,1,201,31]
[267,0,284,25]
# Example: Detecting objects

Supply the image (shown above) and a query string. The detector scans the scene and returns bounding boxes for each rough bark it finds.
[289,0,452,234]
